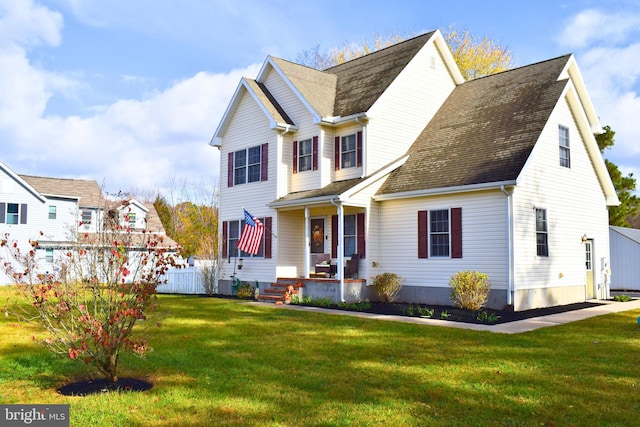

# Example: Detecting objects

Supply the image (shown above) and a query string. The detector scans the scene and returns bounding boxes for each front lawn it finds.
[1,287,639,426]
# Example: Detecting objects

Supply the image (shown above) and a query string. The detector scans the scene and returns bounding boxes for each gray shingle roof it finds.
[325,32,435,117]
[19,175,104,208]
[272,178,363,204]
[377,55,572,195]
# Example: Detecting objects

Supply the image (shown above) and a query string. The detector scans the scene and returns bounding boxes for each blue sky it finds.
[1,0,639,199]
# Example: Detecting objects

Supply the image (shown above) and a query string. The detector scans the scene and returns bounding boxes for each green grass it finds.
[1,287,640,426]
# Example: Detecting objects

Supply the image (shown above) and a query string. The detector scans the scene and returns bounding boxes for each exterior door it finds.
[585,239,595,299]
[310,217,325,254]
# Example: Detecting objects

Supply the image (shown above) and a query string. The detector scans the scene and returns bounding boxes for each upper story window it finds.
[293,137,318,174]
[228,143,268,187]
[341,134,357,168]
[0,203,27,225]
[559,125,570,168]
[334,132,362,171]
[48,205,57,220]
[298,139,312,172]
[536,208,549,257]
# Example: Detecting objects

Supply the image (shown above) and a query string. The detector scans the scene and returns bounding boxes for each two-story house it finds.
[0,161,177,284]
[211,30,618,311]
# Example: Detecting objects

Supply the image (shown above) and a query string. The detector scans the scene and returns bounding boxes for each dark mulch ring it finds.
[57,377,153,396]
[309,301,615,325]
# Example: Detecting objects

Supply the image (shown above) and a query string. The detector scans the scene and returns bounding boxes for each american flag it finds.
[236,209,264,255]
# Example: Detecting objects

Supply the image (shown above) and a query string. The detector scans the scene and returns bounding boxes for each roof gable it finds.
[210,77,296,146]
[0,160,46,202]
[377,55,575,196]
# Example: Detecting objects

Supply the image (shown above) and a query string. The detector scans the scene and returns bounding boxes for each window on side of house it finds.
[559,125,570,168]
[298,138,312,172]
[341,134,357,169]
[430,209,450,257]
[127,212,137,228]
[536,208,549,257]
[48,205,56,220]
[82,210,92,224]
[45,248,54,263]
[6,203,19,224]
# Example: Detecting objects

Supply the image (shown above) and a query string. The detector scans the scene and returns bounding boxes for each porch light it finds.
[238,258,244,270]
[581,234,588,243]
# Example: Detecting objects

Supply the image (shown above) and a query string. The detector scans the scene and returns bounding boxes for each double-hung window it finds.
[536,208,549,257]
[48,206,57,220]
[7,203,19,224]
[418,208,462,259]
[343,214,357,256]
[227,218,265,258]
[297,139,312,172]
[82,210,92,224]
[45,248,54,263]
[128,212,137,228]
[228,144,268,187]
[341,134,357,169]
[430,209,450,257]
[559,125,570,168]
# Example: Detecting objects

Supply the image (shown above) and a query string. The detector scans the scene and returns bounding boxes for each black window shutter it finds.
[356,212,366,258]
[293,141,298,174]
[264,217,272,258]
[334,137,340,171]
[312,136,318,171]
[451,208,462,258]
[227,152,234,187]
[20,204,27,224]
[261,143,269,181]
[418,210,428,258]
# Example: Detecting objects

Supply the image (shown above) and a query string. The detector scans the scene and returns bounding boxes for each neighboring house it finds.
[210,30,619,311]
[0,161,177,284]
[609,226,640,291]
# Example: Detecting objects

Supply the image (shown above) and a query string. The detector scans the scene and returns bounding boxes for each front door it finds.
[310,217,325,254]
[585,239,595,299]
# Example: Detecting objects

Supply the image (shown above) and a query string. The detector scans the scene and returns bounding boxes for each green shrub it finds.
[613,294,632,302]
[449,270,490,311]
[236,283,256,299]
[371,273,403,303]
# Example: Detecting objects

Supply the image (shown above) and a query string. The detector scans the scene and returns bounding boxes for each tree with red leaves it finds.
[1,199,181,383]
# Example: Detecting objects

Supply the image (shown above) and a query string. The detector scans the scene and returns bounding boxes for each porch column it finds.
[304,207,310,278]
[337,203,345,302]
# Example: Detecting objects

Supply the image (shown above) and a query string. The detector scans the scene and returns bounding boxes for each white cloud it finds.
[562,8,640,193]
[0,0,260,197]
[558,8,640,49]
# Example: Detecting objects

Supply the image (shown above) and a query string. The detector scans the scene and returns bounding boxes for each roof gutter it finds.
[319,112,368,126]
[372,180,518,201]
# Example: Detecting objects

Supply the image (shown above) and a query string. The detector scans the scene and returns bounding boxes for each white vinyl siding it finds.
[366,41,456,175]
[513,96,610,294]
[377,192,507,290]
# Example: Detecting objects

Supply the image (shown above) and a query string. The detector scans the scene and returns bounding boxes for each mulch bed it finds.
[318,301,608,325]
[57,377,153,396]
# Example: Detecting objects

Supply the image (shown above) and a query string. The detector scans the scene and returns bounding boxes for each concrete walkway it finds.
[252,297,640,334]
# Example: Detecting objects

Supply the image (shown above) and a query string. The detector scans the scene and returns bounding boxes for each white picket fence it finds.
[157,265,217,295]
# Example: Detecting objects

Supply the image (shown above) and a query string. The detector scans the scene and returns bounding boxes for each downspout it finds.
[330,197,345,302]
[500,185,513,306]
[355,117,367,178]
